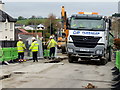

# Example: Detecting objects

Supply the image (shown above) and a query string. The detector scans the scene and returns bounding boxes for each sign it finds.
[73,30,100,35]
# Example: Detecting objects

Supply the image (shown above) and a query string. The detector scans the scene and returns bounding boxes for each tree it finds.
[18,16,25,20]
[44,14,62,35]
[30,15,36,19]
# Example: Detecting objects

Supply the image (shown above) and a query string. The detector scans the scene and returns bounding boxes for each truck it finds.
[62,6,113,65]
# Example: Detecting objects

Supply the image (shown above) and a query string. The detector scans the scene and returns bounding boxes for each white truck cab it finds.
[67,12,113,65]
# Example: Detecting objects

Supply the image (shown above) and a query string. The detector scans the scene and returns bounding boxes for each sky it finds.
[2,0,120,2]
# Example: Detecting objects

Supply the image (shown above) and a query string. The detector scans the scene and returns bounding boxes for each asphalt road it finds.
[1,54,115,89]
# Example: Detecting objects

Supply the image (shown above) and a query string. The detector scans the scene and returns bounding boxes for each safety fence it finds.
[0,48,18,62]
[43,49,50,58]
[115,51,120,71]
[0,40,18,62]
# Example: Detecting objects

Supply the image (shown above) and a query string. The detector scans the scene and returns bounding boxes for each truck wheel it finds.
[68,55,78,63]
[68,54,74,63]
[100,59,108,65]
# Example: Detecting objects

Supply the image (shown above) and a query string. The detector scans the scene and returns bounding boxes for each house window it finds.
[5,23,7,31]
[10,23,13,31]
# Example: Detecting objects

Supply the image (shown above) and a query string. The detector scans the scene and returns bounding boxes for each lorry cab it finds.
[66,12,113,65]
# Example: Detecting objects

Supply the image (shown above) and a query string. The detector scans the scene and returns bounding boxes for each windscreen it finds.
[70,17,105,30]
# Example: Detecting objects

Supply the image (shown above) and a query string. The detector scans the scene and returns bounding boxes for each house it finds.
[37,24,45,30]
[24,25,36,30]
[15,28,29,40]
[0,1,16,41]
[15,24,25,29]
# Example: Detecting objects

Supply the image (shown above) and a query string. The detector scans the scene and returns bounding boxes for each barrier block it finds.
[44,49,50,57]
[11,48,18,60]
[115,51,120,70]
[2,48,12,61]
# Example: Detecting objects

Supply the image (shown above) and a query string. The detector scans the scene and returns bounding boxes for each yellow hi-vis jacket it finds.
[29,41,39,52]
[47,39,57,49]
[17,41,26,53]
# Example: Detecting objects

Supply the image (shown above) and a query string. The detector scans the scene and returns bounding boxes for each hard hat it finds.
[32,37,36,40]
[19,37,22,40]
[49,36,53,39]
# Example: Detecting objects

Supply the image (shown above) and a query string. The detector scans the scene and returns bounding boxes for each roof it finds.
[18,32,42,37]
[18,28,28,33]
[0,1,4,4]
[37,24,44,27]
[0,10,17,22]
[28,25,37,28]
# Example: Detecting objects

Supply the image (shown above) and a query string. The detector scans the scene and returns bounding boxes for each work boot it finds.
[18,59,21,63]
[111,67,118,71]
[112,74,120,81]
[48,57,51,60]
[52,57,55,60]
[112,69,120,75]
[111,80,120,87]
[21,59,24,62]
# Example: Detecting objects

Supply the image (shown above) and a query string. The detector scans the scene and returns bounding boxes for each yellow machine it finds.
[57,6,68,53]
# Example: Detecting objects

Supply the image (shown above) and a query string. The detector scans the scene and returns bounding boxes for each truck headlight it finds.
[68,48,74,53]
[95,50,103,55]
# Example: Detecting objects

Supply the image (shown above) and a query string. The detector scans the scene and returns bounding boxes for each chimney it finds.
[0,1,4,10]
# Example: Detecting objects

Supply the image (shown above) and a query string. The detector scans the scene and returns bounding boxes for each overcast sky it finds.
[2,0,120,2]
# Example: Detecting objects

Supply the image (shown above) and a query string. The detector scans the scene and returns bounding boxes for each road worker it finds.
[17,37,26,62]
[47,36,57,59]
[29,37,39,62]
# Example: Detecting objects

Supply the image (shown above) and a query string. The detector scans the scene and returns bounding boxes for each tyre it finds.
[68,54,78,63]
[100,58,108,65]
[68,55,74,63]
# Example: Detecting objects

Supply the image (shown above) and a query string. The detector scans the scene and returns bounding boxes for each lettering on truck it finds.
[73,30,100,35]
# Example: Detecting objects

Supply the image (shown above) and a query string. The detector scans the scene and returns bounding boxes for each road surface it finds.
[0,54,114,89]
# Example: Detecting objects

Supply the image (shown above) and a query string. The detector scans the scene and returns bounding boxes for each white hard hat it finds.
[32,37,36,40]
[19,37,22,40]
[49,36,53,39]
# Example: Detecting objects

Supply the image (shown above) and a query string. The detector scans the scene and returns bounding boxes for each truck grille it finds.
[70,35,101,48]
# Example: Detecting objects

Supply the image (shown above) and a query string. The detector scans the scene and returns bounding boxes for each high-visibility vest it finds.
[47,39,57,49]
[29,41,39,52]
[17,41,26,53]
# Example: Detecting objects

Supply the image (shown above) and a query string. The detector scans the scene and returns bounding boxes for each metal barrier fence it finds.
[0,41,18,62]
[115,51,120,71]
[0,47,18,61]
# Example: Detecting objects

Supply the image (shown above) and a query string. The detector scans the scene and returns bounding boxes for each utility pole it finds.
[50,19,51,35]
